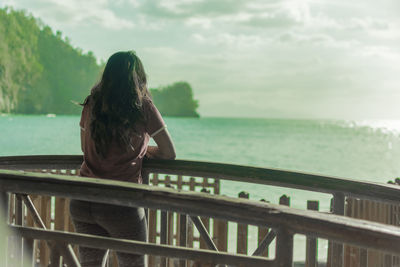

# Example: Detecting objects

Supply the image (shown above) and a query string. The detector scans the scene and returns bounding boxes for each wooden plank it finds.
[237,191,249,255]
[343,198,351,267]
[275,227,293,267]
[13,225,272,267]
[332,193,345,267]
[39,196,51,266]
[3,156,400,204]
[199,188,211,251]
[348,199,359,267]
[191,216,217,251]
[306,200,319,267]
[252,230,275,257]
[53,197,67,267]
[214,179,220,195]
[214,218,228,252]
[14,195,23,267]
[178,214,187,267]
[148,173,158,267]
[368,200,379,267]
[187,177,195,249]
[0,191,9,267]
[359,200,368,267]
[160,208,168,267]
[257,199,269,258]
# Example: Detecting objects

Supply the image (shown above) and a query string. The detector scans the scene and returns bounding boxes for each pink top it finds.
[79,96,166,183]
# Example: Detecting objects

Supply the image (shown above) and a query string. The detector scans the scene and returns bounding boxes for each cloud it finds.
[139,0,248,19]
[2,0,134,30]
[2,0,400,118]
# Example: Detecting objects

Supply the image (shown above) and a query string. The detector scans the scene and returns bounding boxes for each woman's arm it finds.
[146,129,176,160]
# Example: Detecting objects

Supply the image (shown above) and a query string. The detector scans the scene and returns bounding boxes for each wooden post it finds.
[214,218,228,252]
[359,200,368,267]
[53,197,67,266]
[187,178,195,248]
[343,198,351,267]
[160,181,170,267]
[178,214,187,267]
[148,173,158,267]
[275,227,294,267]
[237,191,249,255]
[14,195,23,267]
[367,200,379,266]
[160,210,168,267]
[257,199,269,257]
[331,193,345,267]
[306,200,319,267]
[0,190,9,267]
[39,196,51,266]
[279,195,290,206]
[200,188,211,250]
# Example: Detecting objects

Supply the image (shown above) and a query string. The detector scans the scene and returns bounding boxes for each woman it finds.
[70,51,175,267]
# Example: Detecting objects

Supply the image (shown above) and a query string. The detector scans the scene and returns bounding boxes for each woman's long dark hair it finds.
[88,51,150,157]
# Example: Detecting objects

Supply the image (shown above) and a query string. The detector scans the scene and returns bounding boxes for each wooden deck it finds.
[1,155,400,267]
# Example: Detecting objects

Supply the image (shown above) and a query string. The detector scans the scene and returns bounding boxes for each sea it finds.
[1,114,400,262]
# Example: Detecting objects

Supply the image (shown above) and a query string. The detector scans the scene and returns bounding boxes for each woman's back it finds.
[79,95,167,183]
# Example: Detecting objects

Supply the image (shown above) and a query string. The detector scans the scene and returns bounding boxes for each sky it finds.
[2,0,400,119]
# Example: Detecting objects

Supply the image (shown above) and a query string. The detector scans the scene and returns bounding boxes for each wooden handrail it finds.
[10,226,270,267]
[1,169,400,256]
[0,155,400,203]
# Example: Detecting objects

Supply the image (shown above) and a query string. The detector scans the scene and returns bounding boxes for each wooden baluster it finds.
[148,173,158,267]
[187,178,195,248]
[14,194,23,267]
[186,178,196,267]
[165,179,174,267]
[178,214,187,267]
[237,191,249,255]
[384,202,392,267]
[378,201,384,266]
[160,178,171,267]
[306,200,319,267]
[199,188,211,250]
[39,196,51,266]
[368,200,379,266]
[256,199,269,258]
[349,199,360,267]
[343,198,351,267]
[214,217,227,254]
[275,227,294,267]
[196,188,212,267]
[331,193,345,267]
[359,200,368,267]
[0,191,9,267]
[53,197,68,266]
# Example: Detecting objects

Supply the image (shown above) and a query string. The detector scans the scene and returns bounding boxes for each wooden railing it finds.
[1,155,400,267]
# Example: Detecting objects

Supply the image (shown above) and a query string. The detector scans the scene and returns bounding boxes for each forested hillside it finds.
[0,7,101,114]
[0,7,199,116]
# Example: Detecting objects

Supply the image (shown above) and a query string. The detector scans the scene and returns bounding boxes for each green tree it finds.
[0,7,101,114]
[150,81,199,117]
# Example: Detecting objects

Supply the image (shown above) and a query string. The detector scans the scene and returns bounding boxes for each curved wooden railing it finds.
[1,155,400,267]
[1,168,400,267]
[1,155,399,203]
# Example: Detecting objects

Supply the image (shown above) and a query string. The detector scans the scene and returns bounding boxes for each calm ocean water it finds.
[1,114,400,261]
